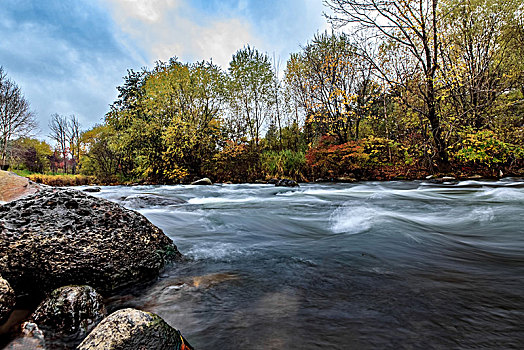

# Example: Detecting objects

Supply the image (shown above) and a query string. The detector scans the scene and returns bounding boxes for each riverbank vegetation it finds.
[2,0,523,184]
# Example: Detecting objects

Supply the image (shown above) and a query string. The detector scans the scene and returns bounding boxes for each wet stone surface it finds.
[31,285,107,340]
[0,276,15,322]
[77,308,192,350]
[0,188,182,297]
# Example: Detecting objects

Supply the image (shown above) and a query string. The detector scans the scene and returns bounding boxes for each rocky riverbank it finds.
[0,172,193,349]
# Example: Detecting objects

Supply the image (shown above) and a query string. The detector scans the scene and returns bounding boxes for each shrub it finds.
[453,130,524,167]
[306,135,408,178]
[205,141,260,182]
[261,149,306,180]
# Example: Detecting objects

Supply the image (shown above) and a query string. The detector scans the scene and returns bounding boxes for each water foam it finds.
[330,206,378,234]
[186,242,250,261]
[188,196,259,205]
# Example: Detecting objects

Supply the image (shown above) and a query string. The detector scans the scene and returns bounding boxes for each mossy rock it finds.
[78,308,193,350]
[0,275,15,321]
[31,285,106,339]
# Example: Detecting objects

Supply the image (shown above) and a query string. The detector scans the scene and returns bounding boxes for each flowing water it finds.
[91,179,523,349]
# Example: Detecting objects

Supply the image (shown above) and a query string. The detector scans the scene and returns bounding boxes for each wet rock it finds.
[4,322,46,350]
[0,170,40,202]
[275,179,299,187]
[430,176,457,184]
[267,178,279,184]
[191,177,212,185]
[0,275,15,321]
[77,308,193,350]
[0,188,182,297]
[335,176,357,183]
[31,285,106,339]
[121,194,185,209]
[83,187,101,193]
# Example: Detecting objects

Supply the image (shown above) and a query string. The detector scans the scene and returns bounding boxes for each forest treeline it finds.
[2,0,523,183]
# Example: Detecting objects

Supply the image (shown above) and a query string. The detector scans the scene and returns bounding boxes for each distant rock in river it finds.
[191,177,212,185]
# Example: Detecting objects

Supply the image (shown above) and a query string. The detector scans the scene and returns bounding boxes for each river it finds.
[91,179,523,349]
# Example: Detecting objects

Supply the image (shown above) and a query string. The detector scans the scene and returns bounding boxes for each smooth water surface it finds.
[93,180,524,349]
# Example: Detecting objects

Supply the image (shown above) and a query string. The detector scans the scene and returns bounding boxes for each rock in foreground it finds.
[78,308,193,350]
[0,170,40,202]
[0,188,182,296]
[31,285,106,339]
[0,275,15,321]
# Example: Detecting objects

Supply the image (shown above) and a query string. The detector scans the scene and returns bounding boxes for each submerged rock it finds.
[121,194,185,209]
[4,322,46,350]
[77,308,193,350]
[275,179,299,187]
[31,285,106,339]
[0,275,15,321]
[0,188,182,296]
[83,187,101,193]
[191,177,212,185]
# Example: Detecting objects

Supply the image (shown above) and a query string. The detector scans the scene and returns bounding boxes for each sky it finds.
[0,0,330,137]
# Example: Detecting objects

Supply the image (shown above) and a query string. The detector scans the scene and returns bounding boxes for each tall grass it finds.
[261,150,306,180]
[28,173,93,186]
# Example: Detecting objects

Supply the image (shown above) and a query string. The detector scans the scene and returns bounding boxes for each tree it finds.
[0,67,37,167]
[439,0,523,130]
[228,46,275,147]
[48,113,69,173]
[68,115,81,173]
[324,0,449,163]
[80,125,120,182]
[285,32,380,144]
[10,137,52,173]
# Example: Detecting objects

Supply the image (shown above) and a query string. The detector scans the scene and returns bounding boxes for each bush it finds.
[261,150,306,180]
[306,135,408,178]
[205,141,260,182]
[453,130,524,167]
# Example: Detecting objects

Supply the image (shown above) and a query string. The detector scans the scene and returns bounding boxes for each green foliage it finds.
[453,130,523,166]
[261,149,306,180]
[80,125,121,183]
[9,137,52,173]
[228,46,275,145]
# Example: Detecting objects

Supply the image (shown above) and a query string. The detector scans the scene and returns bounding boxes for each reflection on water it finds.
[90,179,524,349]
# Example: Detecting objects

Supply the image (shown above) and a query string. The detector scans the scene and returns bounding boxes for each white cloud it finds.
[104,0,262,68]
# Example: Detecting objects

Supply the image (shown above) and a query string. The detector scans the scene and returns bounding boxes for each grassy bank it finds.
[11,169,94,186]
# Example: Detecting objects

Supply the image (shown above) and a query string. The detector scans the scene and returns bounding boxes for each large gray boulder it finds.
[0,188,182,297]
[0,275,15,321]
[31,285,107,339]
[77,308,193,350]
